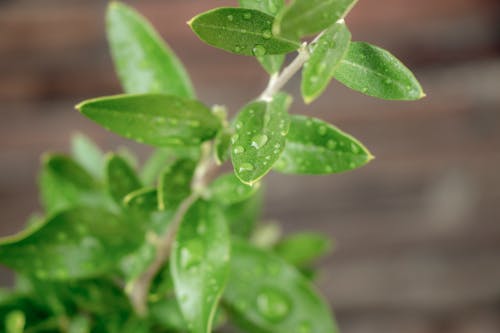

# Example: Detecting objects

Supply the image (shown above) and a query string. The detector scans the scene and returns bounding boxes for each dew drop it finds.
[318,126,327,136]
[299,321,312,333]
[227,15,234,22]
[385,78,392,85]
[180,239,204,270]
[349,162,356,169]
[251,134,268,149]
[234,45,242,53]
[231,134,239,144]
[327,140,337,149]
[236,121,243,130]
[351,143,360,153]
[262,30,272,39]
[233,146,245,154]
[239,163,255,173]
[243,12,252,20]
[252,45,267,57]
[256,288,291,322]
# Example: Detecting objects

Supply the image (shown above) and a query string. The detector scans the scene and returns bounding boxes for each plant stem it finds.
[128,143,216,315]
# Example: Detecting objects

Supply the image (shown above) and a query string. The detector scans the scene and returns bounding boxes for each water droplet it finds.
[256,288,291,322]
[57,232,67,241]
[154,117,166,125]
[306,120,313,127]
[349,162,356,169]
[197,222,206,235]
[239,163,255,173]
[351,143,360,153]
[252,45,267,57]
[262,30,272,39]
[299,321,312,333]
[180,239,204,270]
[236,121,243,130]
[318,126,327,136]
[189,120,200,127]
[327,140,337,149]
[251,134,268,149]
[234,45,242,53]
[231,134,239,144]
[227,15,234,22]
[362,87,369,93]
[233,146,245,154]
[243,12,252,20]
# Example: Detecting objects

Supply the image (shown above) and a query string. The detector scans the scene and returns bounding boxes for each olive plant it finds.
[0,1,424,332]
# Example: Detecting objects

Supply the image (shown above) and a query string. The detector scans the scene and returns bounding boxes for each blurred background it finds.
[1,0,500,332]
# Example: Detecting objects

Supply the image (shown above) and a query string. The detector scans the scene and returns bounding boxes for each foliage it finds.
[0,1,424,333]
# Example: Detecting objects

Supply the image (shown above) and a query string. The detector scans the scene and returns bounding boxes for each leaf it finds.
[257,54,286,75]
[149,298,188,332]
[274,115,373,174]
[76,94,221,147]
[71,133,105,180]
[189,8,300,56]
[273,0,358,39]
[208,173,260,206]
[123,187,158,211]
[302,22,351,103]
[224,240,338,333]
[141,147,200,185]
[223,191,263,238]
[231,93,291,185]
[0,207,145,279]
[333,42,425,100]
[214,128,232,164]
[158,158,197,210]
[107,2,195,97]
[238,0,284,15]
[274,232,333,267]
[68,315,91,333]
[39,154,101,214]
[5,310,25,333]
[171,200,230,333]
[106,154,142,204]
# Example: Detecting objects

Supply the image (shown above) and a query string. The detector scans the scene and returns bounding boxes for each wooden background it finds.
[1,0,500,332]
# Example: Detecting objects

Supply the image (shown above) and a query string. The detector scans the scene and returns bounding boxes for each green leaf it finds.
[333,42,425,100]
[123,187,158,211]
[189,8,300,56]
[171,200,230,333]
[223,191,263,238]
[149,298,188,332]
[76,94,221,147]
[274,0,358,38]
[141,147,200,185]
[106,154,142,204]
[274,232,333,267]
[214,128,232,164]
[107,2,194,97]
[5,310,25,333]
[68,315,91,333]
[231,93,291,185]
[238,0,284,15]
[209,173,260,206]
[39,154,100,214]
[158,158,197,210]
[71,133,105,180]
[302,22,351,103]
[0,207,145,279]
[224,240,338,333]
[274,115,373,174]
[258,54,286,75]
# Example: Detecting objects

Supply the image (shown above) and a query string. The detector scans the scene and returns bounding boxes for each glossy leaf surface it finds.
[123,187,158,211]
[231,93,291,185]
[77,94,221,147]
[274,0,357,38]
[333,42,425,100]
[208,173,260,206]
[274,232,332,267]
[224,240,338,333]
[302,22,351,103]
[214,128,232,164]
[171,200,230,333]
[189,8,300,56]
[0,208,144,279]
[275,115,373,174]
[71,133,105,180]
[105,154,142,204]
[158,159,197,210]
[223,191,263,238]
[107,2,195,97]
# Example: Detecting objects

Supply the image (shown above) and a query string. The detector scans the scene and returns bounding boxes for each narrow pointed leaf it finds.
[274,0,358,38]
[208,173,260,206]
[106,154,142,204]
[274,232,333,267]
[224,240,338,333]
[107,2,195,97]
[231,93,291,185]
[71,133,105,180]
[189,8,300,56]
[77,94,221,147]
[158,158,197,210]
[274,115,373,174]
[171,200,230,333]
[0,208,145,279]
[302,22,351,103]
[123,187,158,211]
[333,42,425,100]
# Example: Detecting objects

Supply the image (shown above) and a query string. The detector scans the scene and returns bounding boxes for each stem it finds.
[128,143,215,315]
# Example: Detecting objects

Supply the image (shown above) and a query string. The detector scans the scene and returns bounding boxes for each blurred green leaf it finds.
[171,200,230,333]
[123,187,158,211]
[258,54,286,75]
[77,94,221,147]
[274,115,373,174]
[5,310,25,333]
[223,190,263,238]
[149,297,188,332]
[208,173,260,206]
[71,133,105,180]
[0,207,145,279]
[224,240,338,333]
[158,158,197,210]
[68,315,91,333]
[107,2,195,97]
[214,128,233,164]
[106,154,142,204]
[333,42,425,100]
[302,22,351,103]
[189,8,300,56]
[274,0,358,38]
[274,232,332,266]
[231,93,291,185]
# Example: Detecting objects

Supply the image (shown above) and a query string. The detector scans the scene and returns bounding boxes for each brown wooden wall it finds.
[1,1,500,332]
